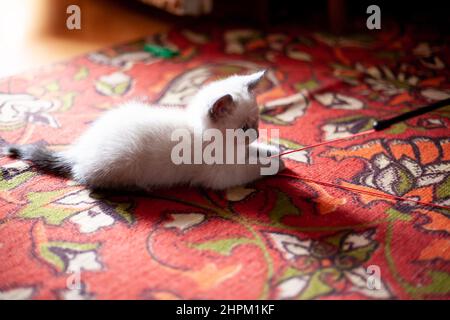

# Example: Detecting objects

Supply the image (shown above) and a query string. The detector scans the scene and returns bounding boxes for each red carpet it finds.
[0,26,449,299]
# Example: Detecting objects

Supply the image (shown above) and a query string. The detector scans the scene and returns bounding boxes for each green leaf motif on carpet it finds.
[437,176,450,199]
[74,66,89,80]
[269,191,301,224]
[39,241,100,273]
[191,238,255,256]
[0,171,35,191]
[298,269,336,300]
[19,190,79,225]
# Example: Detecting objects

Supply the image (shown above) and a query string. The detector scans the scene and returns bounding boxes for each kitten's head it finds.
[189,70,266,140]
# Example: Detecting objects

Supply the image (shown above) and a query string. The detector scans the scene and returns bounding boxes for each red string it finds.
[272,129,376,158]
[278,172,450,211]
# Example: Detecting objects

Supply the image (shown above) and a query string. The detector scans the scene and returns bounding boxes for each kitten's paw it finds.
[257,143,280,158]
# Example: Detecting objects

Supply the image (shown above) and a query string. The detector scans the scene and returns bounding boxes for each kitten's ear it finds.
[247,70,266,92]
[209,94,234,121]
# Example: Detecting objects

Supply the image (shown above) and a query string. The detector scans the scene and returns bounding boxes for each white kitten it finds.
[4,71,284,190]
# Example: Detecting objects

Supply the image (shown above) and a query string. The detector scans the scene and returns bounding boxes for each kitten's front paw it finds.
[257,143,280,158]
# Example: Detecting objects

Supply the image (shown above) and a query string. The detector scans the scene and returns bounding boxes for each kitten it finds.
[3,71,284,190]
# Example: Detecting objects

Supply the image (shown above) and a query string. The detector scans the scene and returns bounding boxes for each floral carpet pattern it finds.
[0,26,449,300]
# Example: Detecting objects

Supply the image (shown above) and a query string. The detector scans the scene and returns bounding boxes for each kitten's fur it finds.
[4,71,284,190]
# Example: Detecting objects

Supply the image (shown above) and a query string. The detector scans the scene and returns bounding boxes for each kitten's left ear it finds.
[209,94,235,121]
[246,70,267,92]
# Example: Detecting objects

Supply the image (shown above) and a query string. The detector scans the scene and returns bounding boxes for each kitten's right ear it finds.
[209,94,234,121]
[247,70,266,92]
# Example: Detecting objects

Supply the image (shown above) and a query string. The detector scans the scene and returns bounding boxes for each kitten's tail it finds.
[3,144,72,177]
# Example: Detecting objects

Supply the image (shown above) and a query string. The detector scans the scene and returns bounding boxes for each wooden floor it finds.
[0,0,174,78]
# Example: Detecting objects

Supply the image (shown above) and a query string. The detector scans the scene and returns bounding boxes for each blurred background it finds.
[0,0,448,78]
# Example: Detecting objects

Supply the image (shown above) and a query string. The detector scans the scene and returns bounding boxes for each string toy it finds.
[273,98,450,212]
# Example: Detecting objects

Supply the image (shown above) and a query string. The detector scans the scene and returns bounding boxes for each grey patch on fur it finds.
[4,144,72,177]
